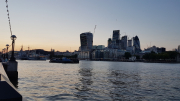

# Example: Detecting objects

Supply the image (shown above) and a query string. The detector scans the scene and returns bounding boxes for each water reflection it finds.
[74,62,94,100]
[16,61,180,100]
[108,69,142,100]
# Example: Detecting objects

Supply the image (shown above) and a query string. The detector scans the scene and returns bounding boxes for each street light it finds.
[6,44,9,59]
[10,35,17,61]
[3,48,6,60]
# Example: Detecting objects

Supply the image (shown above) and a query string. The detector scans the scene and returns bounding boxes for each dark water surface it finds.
[17,60,180,101]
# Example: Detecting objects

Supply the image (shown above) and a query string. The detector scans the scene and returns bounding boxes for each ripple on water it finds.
[17,60,180,101]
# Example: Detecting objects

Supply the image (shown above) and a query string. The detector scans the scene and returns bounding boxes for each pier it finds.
[0,62,26,101]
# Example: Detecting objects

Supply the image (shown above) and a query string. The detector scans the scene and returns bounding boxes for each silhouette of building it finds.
[107,38,112,48]
[178,45,180,53]
[112,30,120,40]
[157,47,166,53]
[121,36,127,50]
[128,39,132,47]
[80,32,93,51]
[109,30,121,49]
[133,36,141,53]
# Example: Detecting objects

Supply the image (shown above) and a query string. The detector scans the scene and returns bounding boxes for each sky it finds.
[0,0,180,52]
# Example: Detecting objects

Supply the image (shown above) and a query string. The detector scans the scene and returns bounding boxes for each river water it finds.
[16,60,180,101]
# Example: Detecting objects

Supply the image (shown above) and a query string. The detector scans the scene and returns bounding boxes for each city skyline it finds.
[0,0,180,51]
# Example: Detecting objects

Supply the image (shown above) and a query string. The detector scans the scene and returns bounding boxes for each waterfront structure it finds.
[18,49,50,59]
[78,51,91,59]
[157,47,166,53]
[91,48,129,60]
[178,45,180,53]
[116,49,126,58]
[92,50,104,59]
[126,46,135,54]
[93,45,105,50]
[80,32,93,51]
[143,46,166,53]
[133,36,141,53]
[94,49,118,59]
[0,64,23,100]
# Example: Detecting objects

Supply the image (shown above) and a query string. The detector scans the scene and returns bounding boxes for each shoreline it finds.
[81,59,180,63]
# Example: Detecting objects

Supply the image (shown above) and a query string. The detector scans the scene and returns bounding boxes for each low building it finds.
[92,45,105,50]
[78,51,91,59]
[103,49,117,59]
[126,46,135,54]
[116,49,126,58]
[157,47,166,53]
[92,50,104,59]
[144,46,166,53]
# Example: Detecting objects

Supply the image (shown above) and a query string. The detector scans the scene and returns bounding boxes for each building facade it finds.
[107,38,112,48]
[93,45,105,50]
[128,39,132,47]
[112,30,120,40]
[80,32,93,51]
[133,36,141,53]
[121,36,127,50]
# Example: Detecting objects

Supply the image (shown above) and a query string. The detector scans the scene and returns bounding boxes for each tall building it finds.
[80,32,93,51]
[107,30,121,49]
[112,30,120,40]
[128,39,132,47]
[178,45,180,53]
[133,36,141,53]
[121,36,127,50]
[107,38,112,48]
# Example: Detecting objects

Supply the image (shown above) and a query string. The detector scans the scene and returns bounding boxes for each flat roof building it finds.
[80,32,93,51]
[112,30,120,40]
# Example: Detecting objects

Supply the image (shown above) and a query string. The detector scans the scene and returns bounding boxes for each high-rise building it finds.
[133,36,141,53]
[80,32,93,51]
[121,36,127,50]
[128,39,132,47]
[112,30,120,40]
[108,30,121,49]
[107,38,112,48]
[178,45,180,53]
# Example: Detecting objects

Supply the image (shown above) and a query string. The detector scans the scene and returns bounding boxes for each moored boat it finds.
[49,57,79,63]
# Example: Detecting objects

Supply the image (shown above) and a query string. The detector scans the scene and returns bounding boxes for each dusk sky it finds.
[0,0,180,52]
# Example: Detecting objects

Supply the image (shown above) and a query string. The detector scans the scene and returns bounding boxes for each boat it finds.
[49,57,79,63]
[28,56,47,60]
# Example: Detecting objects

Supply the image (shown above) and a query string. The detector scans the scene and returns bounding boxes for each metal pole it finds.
[10,39,15,61]
[6,46,9,59]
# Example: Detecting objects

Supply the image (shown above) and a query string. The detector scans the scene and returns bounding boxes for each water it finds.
[16,60,180,101]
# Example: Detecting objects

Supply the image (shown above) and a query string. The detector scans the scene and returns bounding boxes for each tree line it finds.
[143,51,179,60]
